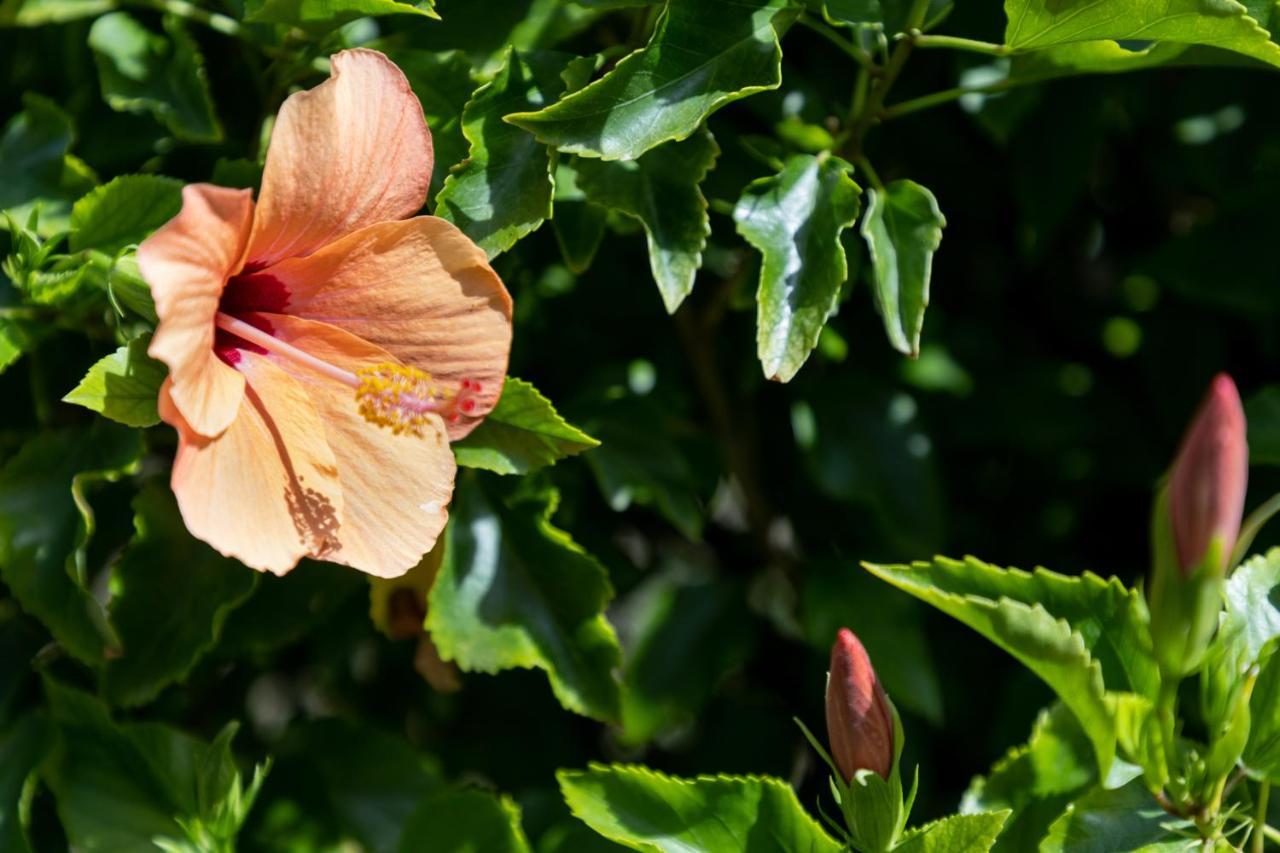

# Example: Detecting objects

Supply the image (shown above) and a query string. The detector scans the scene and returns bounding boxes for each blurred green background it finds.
[4,0,1280,849]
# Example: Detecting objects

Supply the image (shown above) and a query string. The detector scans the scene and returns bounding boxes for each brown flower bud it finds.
[825,628,894,782]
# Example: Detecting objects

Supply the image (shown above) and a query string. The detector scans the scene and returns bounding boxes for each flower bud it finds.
[825,628,894,782]
[1167,373,1247,577]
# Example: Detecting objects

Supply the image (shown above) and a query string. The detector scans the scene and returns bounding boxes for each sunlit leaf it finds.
[735,154,861,382]
[62,334,167,428]
[245,0,437,28]
[559,764,843,852]
[454,377,598,475]
[860,179,945,357]
[506,0,788,161]
[427,475,622,721]
[69,174,182,254]
[575,129,719,313]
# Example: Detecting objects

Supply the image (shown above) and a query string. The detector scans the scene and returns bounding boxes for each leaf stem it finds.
[911,34,1010,56]
[1254,782,1270,853]
[131,0,243,38]
[1232,491,1280,568]
[797,12,873,67]
[855,156,884,191]
[880,77,1024,121]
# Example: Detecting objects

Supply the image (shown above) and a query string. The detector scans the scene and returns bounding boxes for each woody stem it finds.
[214,312,359,388]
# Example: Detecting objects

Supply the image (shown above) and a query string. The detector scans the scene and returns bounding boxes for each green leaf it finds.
[69,174,182,255]
[552,161,607,273]
[1245,643,1280,781]
[619,574,755,744]
[102,254,157,325]
[821,0,883,28]
[0,94,96,234]
[1002,0,1280,69]
[1246,386,1280,466]
[1222,548,1280,663]
[42,680,265,852]
[102,486,257,707]
[894,811,1010,853]
[88,12,223,143]
[245,0,437,28]
[0,315,48,375]
[558,764,843,853]
[0,714,53,853]
[62,334,167,428]
[386,48,476,198]
[1040,779,1189,852]
[864,557,1134,777]
[453,377,599,475]
[506,0,788,161]
[860,179,945,358]
[436,49,576,258]
[0,0,114,25]
[575,129,718,313]
[962,703,1096,853]
[278,719,440,853]
[398,789,531,853]
[735,154,861,382]
[427,475,622,721]
[0,424,141,663]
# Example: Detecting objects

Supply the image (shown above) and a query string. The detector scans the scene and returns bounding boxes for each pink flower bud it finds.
[1168,374,1248,577]
[825,628,894,782]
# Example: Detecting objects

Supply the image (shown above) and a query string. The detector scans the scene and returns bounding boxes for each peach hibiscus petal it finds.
[140,184,253,438]
[245,48,434,268]
[253,216,512,439]
[246,313,456,578]
[158,352,344,575]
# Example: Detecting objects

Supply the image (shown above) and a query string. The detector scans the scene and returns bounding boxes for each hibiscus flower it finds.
[138,49,512,578]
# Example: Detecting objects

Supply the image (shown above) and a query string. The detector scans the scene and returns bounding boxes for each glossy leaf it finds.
[1002,0,1280,69]
[398,789,531,852]
[427,476,622,721]
[101,486,257,707]
[62,334,167,428]
[245,0,437,28]
[1245,644,1280,781]
[436,49,576,258]
[860,179,945,357]
[736,154,861,382]
[69,174,182,254]
[0,425,141,664]
[506,0,787,161]
[0,94,96,234]
[894,811,1010,853]
[88,13,223,143]
[453,377,599,475]
[575,130,718,312]
[558,764,843,852]
[1040,779,1188,852]
[864,557,1134,776]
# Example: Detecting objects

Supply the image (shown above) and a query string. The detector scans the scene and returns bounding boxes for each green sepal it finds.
[1147,487,1225,680]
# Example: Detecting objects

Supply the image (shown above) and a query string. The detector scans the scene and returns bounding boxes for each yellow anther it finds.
[355,363,451,437]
